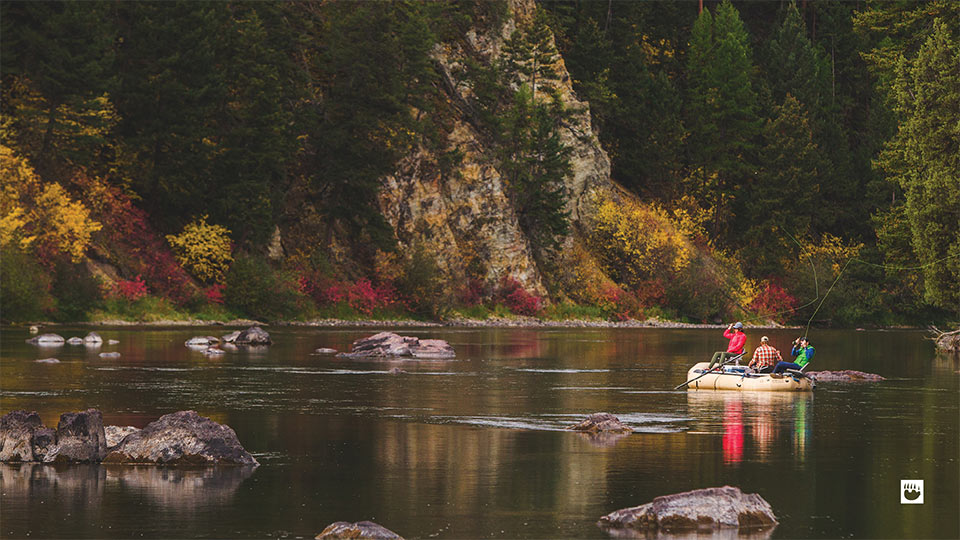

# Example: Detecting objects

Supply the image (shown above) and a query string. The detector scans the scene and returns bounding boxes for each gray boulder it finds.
[84,332,103,344]
[568,413,633,434]
[221,331,241,343]
[26,333,64,346]
[67,337,84,345]
[104,410,258,466]
[108,339,120,345]
[0,410,44,462]
[598,486,777,534]
[316,521,404,540]
[35,358,60,364]
[105,425,140,449]
[44,409,108,463]
[99,352,121,359]
[337,332,454,359]
[234,326,271,345]
[314,347,338,354]
[185,336,219,347]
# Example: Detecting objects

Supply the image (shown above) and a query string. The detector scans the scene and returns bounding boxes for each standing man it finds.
[773,336,815,375]
[708,322,746,369]
[749,336,781,373]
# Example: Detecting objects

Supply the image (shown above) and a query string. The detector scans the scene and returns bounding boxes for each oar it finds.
[674,354,743,390]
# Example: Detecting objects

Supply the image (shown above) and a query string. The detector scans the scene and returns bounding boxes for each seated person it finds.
[748,336,781,373]
[708,322,746,369]
[772,336,815,375]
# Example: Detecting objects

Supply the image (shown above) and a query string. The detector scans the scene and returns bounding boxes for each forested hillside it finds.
[1,0,957,326]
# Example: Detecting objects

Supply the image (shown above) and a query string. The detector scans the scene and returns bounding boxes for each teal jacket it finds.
[790,345,815,367]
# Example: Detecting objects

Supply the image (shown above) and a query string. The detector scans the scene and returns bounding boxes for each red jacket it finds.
[724,328,746,354]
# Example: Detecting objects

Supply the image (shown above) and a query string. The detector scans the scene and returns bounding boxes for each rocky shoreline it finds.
[14,317,805,330]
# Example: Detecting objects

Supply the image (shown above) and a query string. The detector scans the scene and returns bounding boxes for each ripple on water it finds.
[429,411,690,433]
[514,368,610,373]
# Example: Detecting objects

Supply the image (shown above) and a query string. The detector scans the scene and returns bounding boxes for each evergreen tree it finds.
[1,1,116,179]
[684,1,761,244]
[876,21,960,311]
[497,87,571,253]
[502,9,560,97]
[744,94,825,277]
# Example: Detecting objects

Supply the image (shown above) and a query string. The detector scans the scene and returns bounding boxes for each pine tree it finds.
[876,20,960,311]
[744,94,825,277]
[502,9,560,97]
[684,0,762,245]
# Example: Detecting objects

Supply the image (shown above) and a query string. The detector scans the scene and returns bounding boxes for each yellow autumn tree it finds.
[589,196,693,287]
[166,216,233,284]
[0,144,101,262]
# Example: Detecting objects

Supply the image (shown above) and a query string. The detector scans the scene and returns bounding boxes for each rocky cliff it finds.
[378,0,614,297]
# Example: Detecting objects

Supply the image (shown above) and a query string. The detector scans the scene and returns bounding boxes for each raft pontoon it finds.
[685,362,815,392]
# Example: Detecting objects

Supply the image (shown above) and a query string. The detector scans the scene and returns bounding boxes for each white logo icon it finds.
[901,480,924,504]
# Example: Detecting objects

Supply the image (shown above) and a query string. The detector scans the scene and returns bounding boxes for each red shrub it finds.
[601,285,640,321]
[73,174,195,304]
[749,281,798,322]
[114,275,148,301]
[459,278,484,306]
[204,284,225,305]
[633,278,666,308]
[498,276,542,316]
[346,279,396,314]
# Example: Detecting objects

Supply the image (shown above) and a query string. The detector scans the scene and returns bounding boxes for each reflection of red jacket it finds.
[724,329,746,354]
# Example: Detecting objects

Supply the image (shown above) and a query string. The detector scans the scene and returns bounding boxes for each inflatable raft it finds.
[685,362,815,392]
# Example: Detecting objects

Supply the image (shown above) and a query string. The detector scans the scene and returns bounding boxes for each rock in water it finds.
[221,331,241,344]
[104,410,258,466]
[314,348,337,354]
[0,411,44,462]
[44,409,108,463]
[568,413,632,434]
[26,333,65,346]
[338,332,454,359]
[185,336,219,346]
[67,337,84,345]
[598,486,777,533]
[808,370,885,382]
[104,425,140,449]
[234,326,271,345]
[99,352,121,359]
[84,332,103,344]
[35,358,60,364]
[316,521,404,540]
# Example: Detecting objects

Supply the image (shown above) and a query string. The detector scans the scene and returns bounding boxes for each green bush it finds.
[224,254,313,320]
[0,248,53,322]
[50,259,103,321]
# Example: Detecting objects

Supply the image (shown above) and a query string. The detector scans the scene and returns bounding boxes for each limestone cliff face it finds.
[378,0,614,297]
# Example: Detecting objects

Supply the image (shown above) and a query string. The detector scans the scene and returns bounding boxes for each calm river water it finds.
[1,326,957,539]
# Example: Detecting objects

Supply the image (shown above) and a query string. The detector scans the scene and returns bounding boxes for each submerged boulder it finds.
[598,486,777,533]
[809,370,885,382]
[314,347,337,354]
[104,410,258,466]
[26,333,64,346]
[84,332,103,344]
[316,521,404,540]
[568,413,632,434]
[35,358,60,364]
[185,336,219,347]
[338,332,454,359]
[234,326,271,345]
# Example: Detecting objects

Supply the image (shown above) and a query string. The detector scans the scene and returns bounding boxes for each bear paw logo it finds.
[900,479,923,504]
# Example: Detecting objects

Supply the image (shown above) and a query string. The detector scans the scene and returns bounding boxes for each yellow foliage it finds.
[799,233,863,274]
[0,144,100,262]
[560,241,620,308]
[589,196,693,286]
[166,216,233,284]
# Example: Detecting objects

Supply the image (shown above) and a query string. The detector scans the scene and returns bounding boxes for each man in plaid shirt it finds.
[749,336,782,373]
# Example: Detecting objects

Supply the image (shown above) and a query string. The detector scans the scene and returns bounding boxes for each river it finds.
[1,326,957,538]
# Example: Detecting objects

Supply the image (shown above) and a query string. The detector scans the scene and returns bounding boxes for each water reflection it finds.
[0,463,255,515]
[601,526,775,540]
[687,392,812,464]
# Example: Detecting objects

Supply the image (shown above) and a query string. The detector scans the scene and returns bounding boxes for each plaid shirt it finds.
[750,344,782,369]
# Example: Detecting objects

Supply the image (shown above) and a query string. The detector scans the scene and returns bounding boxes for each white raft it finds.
[685,362,815,392]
